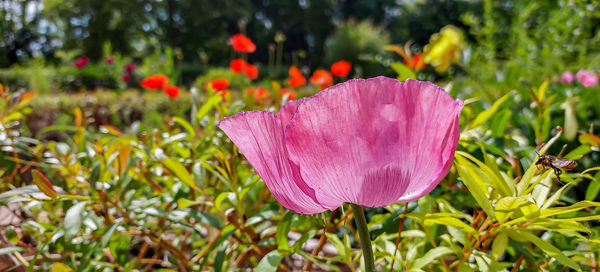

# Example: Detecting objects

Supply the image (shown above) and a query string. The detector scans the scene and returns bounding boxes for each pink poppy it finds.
[75,56,89,68]
[219,77,463,214]
[125,63,136,73]
[561,71,574,84]
[576,70,598,87]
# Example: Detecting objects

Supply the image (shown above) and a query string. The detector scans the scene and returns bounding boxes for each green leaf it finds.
[4,226,19,244]
[64,202,87,241]
[172,116,196,138]
[109,234,132,266]
[197,95,222,121]
[199,225,235,270]
[457,151,514,197]
[423,217,476,235]
[256,250,283,272]
[490,109,512,138]
[495,197,529,223]
[495,196,539,223]
[177,198,201,209]
[410,247,453,270]
[455,157,495,218]
[531,172,553,207]
[541,184,571,210]
[586,172,600,200]
[214,243,227,272]
[0,246,26,255]
[540,200,600,218]
[507,230,581,272]
[163,157,201,192]
[390,62,416,81]
[291,230,318,253]
[471,91,512,128]
[325,233,348,259]
[564,145,591,161]
[101,218,123,248]
[491,231,508,259]
[276,212,294,254]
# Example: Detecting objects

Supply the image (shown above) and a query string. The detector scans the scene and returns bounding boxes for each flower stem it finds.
[351,203,375,272]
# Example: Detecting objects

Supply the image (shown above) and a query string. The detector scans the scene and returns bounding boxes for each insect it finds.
[535,145,577,182]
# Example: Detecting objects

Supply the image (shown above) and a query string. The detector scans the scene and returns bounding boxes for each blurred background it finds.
[1,0,599,89]
[2,1,600,271]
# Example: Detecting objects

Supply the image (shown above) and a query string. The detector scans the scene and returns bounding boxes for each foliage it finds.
[1,1,600,271]
[325,19,391,78]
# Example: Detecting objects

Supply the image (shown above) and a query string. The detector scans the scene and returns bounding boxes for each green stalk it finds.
[351,203,375,272]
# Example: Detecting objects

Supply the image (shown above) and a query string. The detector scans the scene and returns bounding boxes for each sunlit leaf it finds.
[162,157,201,192]
[507,230,581,272]
[276,212,294,254]
[197,95,222,121]
[64,202,87,241]
[32,169,58,199]
[471,91,512,128]
[455,157,494,218]
[491,231,508,259]
[410,246,453,270]
[391,62,416,81]
[173,116,196,138]
[50,262,73,272]
[579,133,600,147]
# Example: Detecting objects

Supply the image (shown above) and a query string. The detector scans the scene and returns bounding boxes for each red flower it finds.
[216,89,231,99]
[163,85,180,98]
[230,34,256,53]
[206,78,230,91]
[105,56,114,65]
[310,69,333,90]
[230,59,247,73]
[289,66,303,78]
[140,74,169,90]
[288,76,306,88]
[287,66,306,88]
[125,63,136,72]
[282,88,297,100]
[75,56,89,68]
[244,64,259,80]
[330,60,351,77]
[404,53,426,71]
[246,86,270,102]
[122,74,131,82]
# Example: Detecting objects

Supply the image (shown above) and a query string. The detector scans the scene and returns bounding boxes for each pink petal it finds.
[278,99,303,127]
[285,77,463,207]
[218,111,329,214]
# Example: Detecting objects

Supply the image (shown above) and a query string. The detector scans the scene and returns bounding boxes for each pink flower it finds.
[576,70,598,87]
[125,63,136,73]
[122,74,131,82]
[561,71,574,84]
[75,56,89,68]
[105,56,115,65]
[218,77,463,214]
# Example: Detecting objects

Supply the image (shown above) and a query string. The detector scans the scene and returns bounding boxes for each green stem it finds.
[351,203,375,272]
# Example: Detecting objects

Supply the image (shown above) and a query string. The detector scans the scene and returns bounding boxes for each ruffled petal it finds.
[278,99,303,127]
[285,77,462,207]
[219,111,328,214]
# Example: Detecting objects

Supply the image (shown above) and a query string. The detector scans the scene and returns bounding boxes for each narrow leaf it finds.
[256,250,283,272]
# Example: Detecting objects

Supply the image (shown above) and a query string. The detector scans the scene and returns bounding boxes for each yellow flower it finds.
[423,25,465,72]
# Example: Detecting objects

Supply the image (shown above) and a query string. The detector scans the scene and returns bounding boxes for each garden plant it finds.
[1,0,600,271]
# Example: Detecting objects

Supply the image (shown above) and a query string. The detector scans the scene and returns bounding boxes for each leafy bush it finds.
[325,19,391,77]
